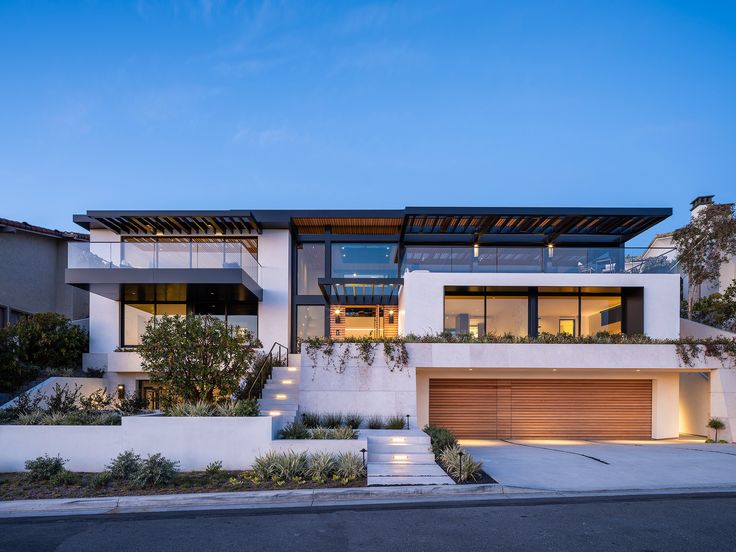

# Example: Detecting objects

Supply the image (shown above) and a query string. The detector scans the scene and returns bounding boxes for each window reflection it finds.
[297,243,325,295]
[331,244,398,278]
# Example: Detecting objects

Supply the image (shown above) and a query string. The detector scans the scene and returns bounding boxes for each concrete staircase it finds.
[258,354,301,435]
[363,429,455,486]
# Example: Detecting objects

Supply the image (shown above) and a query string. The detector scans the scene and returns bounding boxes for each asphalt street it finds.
[1,493,735,552]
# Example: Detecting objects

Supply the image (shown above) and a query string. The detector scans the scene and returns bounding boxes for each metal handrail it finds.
[247,341,288,399]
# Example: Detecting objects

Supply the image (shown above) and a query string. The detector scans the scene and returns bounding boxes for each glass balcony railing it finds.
[68,241,261,284]
[400,246,678,275]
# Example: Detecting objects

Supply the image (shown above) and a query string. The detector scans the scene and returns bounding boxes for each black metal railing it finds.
[245,341,288,399]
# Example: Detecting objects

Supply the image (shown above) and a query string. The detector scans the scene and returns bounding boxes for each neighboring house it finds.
[641,195,736,303]
[0,217,89,326]
[67,206,717,440]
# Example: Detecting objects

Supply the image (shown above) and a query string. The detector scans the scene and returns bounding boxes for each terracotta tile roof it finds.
[0,217,88,241]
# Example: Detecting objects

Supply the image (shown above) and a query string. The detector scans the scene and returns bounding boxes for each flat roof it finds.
[73,207,671,245]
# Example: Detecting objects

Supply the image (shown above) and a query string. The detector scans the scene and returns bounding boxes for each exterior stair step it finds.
[367,443,433,454]
[367,452,437,464]
[366,463,448,477]
[367,475,454,486]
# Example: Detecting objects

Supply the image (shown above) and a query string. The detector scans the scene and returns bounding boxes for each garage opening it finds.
[429,378,652,439]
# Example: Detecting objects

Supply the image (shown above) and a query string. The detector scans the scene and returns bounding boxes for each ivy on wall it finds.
[298,332,736,371]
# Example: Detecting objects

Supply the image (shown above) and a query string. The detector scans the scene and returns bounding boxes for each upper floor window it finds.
[297,243,325,295]
[331,243,398,278]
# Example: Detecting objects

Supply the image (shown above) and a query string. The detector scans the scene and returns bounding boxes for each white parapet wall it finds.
[272,439,368,456]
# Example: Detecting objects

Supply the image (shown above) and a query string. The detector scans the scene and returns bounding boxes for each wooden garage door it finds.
[429,379,652,439]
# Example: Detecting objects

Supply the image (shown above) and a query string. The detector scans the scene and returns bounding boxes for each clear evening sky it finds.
[1,1,734,245]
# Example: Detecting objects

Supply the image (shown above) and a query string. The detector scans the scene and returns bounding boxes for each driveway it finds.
[463,438,736,492]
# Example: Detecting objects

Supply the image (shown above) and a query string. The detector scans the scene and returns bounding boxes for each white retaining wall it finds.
[1,377,106,410]
[0,416,274,472]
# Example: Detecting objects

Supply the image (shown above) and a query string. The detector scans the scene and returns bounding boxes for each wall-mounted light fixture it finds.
[473,243,479,258]
[547,243,554,258]
[388,310,395,324]
[117,384,125,399]
[334,308,341,324]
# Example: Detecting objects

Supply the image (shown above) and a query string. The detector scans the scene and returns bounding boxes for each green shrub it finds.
[321,412,343,429]
[331,426,358,440]
[278,421,310,439]
[367,415,384,429]
[25,454,67,481]
[89,471,112,488]
[16,411,45,425]
[308,452,336,481]
[79,388,113,411]
[45,383,82,414]
[10,312,88,371]
[335,452,366,480]
[344,413,364,430]
[438,446,482,483]
[309,427,334,439]
[12,390,45,415]
[708,417,726,442]
[384,415,406,430]
[50,470,79,486]
[116,392,148,415]
[423,425,458,456]
[0,409,16,424]
[41,412,68,425]
[205,460,223,475]
[215,399,259,417]
[107,450,142,480]
[131,453,179,487]
[301,412,321,428]
[166,400,213,417]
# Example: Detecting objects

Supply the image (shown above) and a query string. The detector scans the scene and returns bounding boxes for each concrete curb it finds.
[4,483,736,518]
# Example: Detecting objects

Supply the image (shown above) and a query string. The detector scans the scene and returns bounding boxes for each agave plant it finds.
[307,452,336,481]
[331,425,358,440]
[438,446,482,483]
[309,427,334,439]
[335,452,366,480]
[166,400,213,417]
[252,450,281,480]
[273,451,309,480]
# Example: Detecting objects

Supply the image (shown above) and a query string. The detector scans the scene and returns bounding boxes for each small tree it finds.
[673,203,736,319]
[137,315,261,403]
[707,417,726,442]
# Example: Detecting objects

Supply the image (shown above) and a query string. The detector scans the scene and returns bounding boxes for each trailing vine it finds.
[298,333,736,372]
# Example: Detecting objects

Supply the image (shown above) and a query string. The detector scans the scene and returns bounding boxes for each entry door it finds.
[429,379,652,439]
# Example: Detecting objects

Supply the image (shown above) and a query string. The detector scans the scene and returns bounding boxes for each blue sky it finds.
[1,1,734,245]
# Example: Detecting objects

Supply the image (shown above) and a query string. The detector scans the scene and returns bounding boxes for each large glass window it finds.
[296,305,325,340]
[581,296,622,335]
[486,296,528,336]
[331,243,398,278]
[538,296,579,336]
[297,243,325,295]
[123,303,156,346]
[444,296,485,336]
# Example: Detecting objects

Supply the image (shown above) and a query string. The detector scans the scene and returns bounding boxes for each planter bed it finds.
[0,472,366,501]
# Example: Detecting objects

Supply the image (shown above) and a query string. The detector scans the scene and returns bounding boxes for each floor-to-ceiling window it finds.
[297,243,325,295]
[296,305,326,340]
[444,295,485,336]
[331,243,398,278]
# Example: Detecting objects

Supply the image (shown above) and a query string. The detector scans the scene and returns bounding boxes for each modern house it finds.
[66,207,724,440]
[0,217,89,327]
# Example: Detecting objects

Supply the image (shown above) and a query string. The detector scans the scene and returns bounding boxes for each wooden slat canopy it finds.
[429,379,652,439]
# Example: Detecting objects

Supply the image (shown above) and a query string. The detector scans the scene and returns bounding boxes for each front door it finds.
[344,307,378,338]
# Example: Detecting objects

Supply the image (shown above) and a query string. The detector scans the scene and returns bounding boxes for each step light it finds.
[275,394,287,400]
[287,367,298,372]
[393,454,409,461]
[391,437,406,443]
[269,411,281,416]
[281,379,293,385]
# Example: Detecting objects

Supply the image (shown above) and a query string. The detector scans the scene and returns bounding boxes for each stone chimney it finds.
[690,195,715,219]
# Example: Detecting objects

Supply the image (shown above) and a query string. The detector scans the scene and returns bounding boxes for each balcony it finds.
[66,241,262,300]
[400,246,677,275]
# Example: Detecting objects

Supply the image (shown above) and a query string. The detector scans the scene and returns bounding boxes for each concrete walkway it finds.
[464,438,736,492]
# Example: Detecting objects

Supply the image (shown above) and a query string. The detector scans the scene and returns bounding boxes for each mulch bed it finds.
[455,469,496,485]
[0,472,366,501]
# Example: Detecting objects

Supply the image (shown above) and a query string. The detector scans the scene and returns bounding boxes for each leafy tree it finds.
[690,279,736,333]
[0,313,88,392]
[137,315,261,403]
[673,204,736,319]
[707,417,726,442]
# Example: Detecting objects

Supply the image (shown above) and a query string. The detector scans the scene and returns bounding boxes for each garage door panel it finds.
[429,378,652,439]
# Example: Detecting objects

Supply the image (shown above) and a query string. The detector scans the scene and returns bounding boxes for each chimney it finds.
[690,195,715,219]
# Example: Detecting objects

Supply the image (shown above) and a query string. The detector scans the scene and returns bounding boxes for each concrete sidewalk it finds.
[4,483,736,519]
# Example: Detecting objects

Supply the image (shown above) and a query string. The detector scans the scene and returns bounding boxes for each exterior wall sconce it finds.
[334,308,341,324]
[547,243,554,258]
[473,243,479,258]
[117,384,125,399]
[388,310,395,324]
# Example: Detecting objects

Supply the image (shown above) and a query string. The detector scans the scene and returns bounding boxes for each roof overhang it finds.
[318,278,403,305]
[74,211,262,235]
[65,268,262,301]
